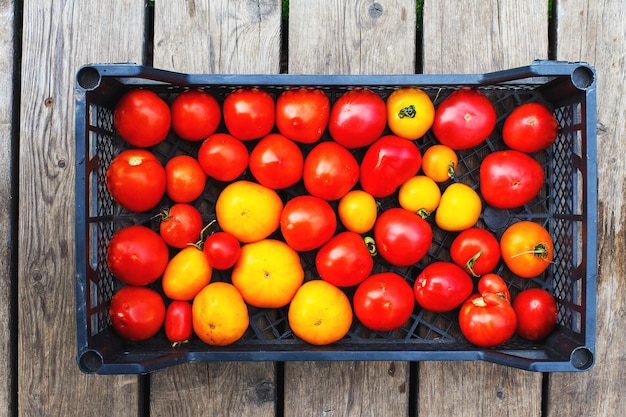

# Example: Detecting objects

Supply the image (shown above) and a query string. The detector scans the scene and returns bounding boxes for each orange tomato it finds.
[192,282,249,346]
[435,183,481,232]
[386,88,435,140]
[231,239,304,308]
[398,175,441,217]
[421,144,458,183]
[337,190,378,233]
[216,180,283,243]
[288,280,353,345]
[500,221,554,278]
[162,246,212,301]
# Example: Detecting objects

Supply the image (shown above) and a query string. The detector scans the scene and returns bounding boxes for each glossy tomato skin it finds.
[203,231,242,270]
[276,88,330,144]
[223,88,275,141]
[249,133,304,189]
[162,246,213,301]
[159,203,204,249]
[165,155,207,203]
[303,141,360,201]
[478,273,511,303]
[502,102,558,153]
[280,195,337,252]
[106,149,166,212]
[114,89,171,148]
[386,87,435,140]
[328,88,387,149]
[500,221,554,278]
[435,183,482,232]
[107,225,169,286]
[315,231,374,287]
[359,135,422,198]
[413,261,473,312]
[170,89,221,141]
[450,227,501,277]
[512,288,558,340]
[353,272,415,332]
[458,292,517,348]
[374,208,432,267]
[109,286,166,341]
[432,88,496,150]
[479,150,545,209]
[165,300,193,344]
[197,133,249,182]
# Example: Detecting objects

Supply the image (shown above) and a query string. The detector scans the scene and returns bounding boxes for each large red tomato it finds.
[374,208,432,267]
[222,88,275,141]
[413,261,473,312]
[106,149,166,212]
[114,89,171,148]
[197,133,249,182]
[276,88,330,144]
[449,227,501,277]
[303,141,360,201]
[315,231,374,287]
[280,195,337,252]
[109,286,166,342]
[432,88,496,150]
[170,89,221,141]
[107,225,169,286]
[502,102,558,153]
[458,292,517,348]
[479,150,545,209]
[353,272,415,332]
[512,288,558,341]
[249,133,304,189]
[328,88,387,149]
[359,135,422,198]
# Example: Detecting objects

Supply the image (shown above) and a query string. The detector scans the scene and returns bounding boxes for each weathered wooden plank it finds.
[548,0,626,415]
[419,1,547,415]
[150,2,281,416]
[17,1,144,416]
[288,0,416,74]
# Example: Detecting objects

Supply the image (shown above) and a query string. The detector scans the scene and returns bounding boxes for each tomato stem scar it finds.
[398,105,416,119]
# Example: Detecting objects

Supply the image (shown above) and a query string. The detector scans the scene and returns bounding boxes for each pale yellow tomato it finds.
[337,190,378,234]
[435,183,481,231]
[398,175,441,218]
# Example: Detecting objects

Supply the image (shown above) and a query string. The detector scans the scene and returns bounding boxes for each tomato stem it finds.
[464,249,484,277]
[195,219,218,249]
[510,242,552,261]
[447,161,456,180]
[151,206,170,221]
[417,208,431,219]
[364,236,377,256]
[398,105,416,119]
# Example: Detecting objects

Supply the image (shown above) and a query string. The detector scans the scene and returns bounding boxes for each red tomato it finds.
[328,88,387,149]
[458,292,517,348]
[303,141,360,201]
[500,221,554,278]
[449,227,500,277]
[109,286,166,341]
[413,261,473,312]
[280,195,337,252]
[478,273,511,304]
[502,102,558,153]
[315,231,374,287]
[249,133,304,189]
[512,288,558,341]
[158,203,204,249]
[197,133,249,182]
[359,135,422,198]
[374,208,432,267]
[222,88,275,141]
[114,89,171,148]
[106,149,166,212]
[170,89,221,141]
[165,300,193,345]
[107,225,169,286]
[432,88,496,150]
[275,88,330,144]
[165,155,207,203]
[479,150,545,209]
[353,272,415,331]
[203,231,242,270]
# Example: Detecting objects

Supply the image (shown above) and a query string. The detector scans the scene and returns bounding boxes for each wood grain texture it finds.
[153,0,282,73]
[548,0,626,415]
[288,0,416,74]
[17,1,144,416]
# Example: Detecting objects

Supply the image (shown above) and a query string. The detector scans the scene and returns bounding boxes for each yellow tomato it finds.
[422,144,458,183]
[386,88,435,140]
[162,246,213,301]
[216,180,283,243]
[231,239,304,308]
[398,175,441,217]
[435,183,482,231]
[337,190,378,233]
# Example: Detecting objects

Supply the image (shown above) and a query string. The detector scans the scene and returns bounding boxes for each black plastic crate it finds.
[75,61,597,374]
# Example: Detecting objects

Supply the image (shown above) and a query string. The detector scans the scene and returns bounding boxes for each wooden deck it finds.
[1,0,625,416]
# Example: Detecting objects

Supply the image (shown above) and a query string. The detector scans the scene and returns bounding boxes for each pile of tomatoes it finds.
[104,83,560,349]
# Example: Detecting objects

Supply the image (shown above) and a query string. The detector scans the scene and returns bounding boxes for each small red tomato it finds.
[114,89,171,148]
[413,261,473,312]
[458,292,517,348]
[502,102,558,153]
[328,88,387,149]
[170,89,221,141]
[353,272,415,332]
[203,231,242,270]
[478,273,511,304]
[165,155,207,203]
[109,286,166,342]
[512,288,558,341]
[374,208,432,267]
[158,203,204,249]
[249,133,304,189]
[197,133,249,182]
[275,88,330,144]
[281,195,337,252]
[223,88,275,141]
[303,141,360,201]
[449,227,500,277]
[165,300,194,345]
[315,231,374,287]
